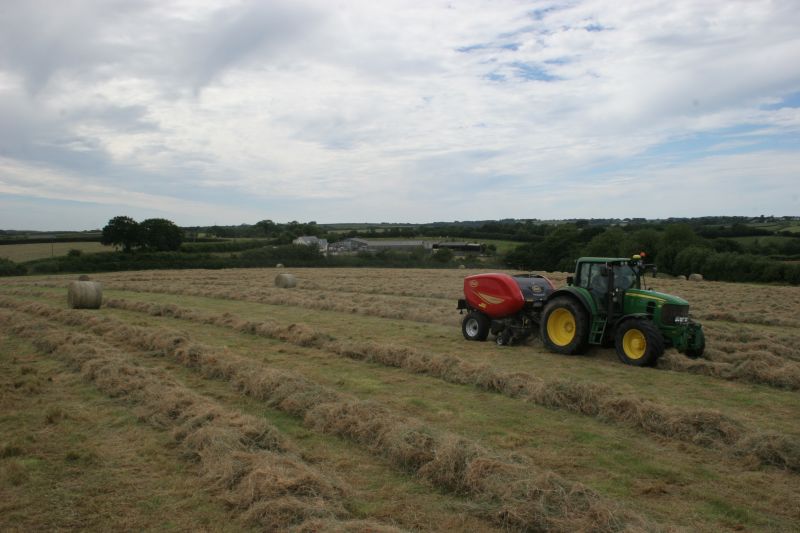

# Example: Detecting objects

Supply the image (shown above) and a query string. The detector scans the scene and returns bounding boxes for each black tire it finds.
[684,337,705,359]
[540,297,589,355]
[462,312,490,341]
[614,319,664,366]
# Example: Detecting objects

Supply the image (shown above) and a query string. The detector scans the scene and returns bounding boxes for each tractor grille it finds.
[661,304,689,325]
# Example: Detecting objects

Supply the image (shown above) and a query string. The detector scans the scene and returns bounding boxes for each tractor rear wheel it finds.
[540,297,589,355]
[614,319,664,366]
[462,312,490,341]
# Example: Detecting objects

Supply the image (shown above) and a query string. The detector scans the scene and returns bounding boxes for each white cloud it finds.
[0,0,798,229]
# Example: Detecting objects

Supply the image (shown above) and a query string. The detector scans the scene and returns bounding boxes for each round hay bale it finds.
[275,273,297,288]
[67,281,103,309]
[78,274,91,281]
[688,273,704,282]
[458,264,466,269]
[676,275,687,281]
[275,263,284,268]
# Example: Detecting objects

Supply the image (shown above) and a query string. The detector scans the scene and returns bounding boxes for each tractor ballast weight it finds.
[457,256,705,366]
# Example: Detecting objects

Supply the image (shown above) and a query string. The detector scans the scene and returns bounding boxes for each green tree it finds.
[626,229,662,261]
[432,248,454,263]
[101,216,140,252]
[583,227,629,257]
[656,224,709,273]
[254,219,276,236]
[139,218,184,251]
[505,224,581,271]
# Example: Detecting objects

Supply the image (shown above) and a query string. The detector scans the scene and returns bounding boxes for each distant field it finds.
[747,221,800,233]
[730,235,796,244]
[0,242,108,262]
[1,268,799,531]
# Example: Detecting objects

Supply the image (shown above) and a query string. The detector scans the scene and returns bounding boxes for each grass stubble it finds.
[0,308,402,533]
[0,297,649,532]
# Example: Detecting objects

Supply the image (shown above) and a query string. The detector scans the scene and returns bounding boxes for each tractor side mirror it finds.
[566,275,574,285]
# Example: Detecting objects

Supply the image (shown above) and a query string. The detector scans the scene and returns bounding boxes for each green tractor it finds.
[458,255,705,366]
[541,255,705,365]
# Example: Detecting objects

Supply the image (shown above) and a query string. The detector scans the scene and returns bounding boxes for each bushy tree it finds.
[673,246,711,276]
[0,257,26,276]
[656,224,709,273]
[101,216,140,252]
[432,248,454,263]
[505,224,581,271]
[583,227,629,257]
[140,218,184,251]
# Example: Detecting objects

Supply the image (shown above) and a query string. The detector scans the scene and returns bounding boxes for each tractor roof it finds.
[577,257,632,264]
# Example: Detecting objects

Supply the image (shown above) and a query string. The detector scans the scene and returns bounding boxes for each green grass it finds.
[2,271,800,531]
[76,302,800,530]
[0,242,108,262]
[0,333,247,532]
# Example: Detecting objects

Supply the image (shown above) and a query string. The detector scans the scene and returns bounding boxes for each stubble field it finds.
[1,267,799,532]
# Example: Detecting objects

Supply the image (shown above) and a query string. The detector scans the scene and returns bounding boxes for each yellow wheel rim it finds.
[547,308,576,346]
[622,329,647,360]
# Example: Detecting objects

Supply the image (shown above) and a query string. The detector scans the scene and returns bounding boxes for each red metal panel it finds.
[463,273,525,318]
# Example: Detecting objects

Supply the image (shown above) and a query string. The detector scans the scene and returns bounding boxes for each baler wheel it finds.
[462,312,490,341]
[614,319,664,366]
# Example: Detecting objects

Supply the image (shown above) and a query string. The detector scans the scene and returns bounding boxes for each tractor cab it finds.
[571,256,649,318]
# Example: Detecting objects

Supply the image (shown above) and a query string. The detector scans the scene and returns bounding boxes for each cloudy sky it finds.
[1,0,799,230]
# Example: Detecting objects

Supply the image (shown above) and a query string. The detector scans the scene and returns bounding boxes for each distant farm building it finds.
[328,238,432,254]
[432,242,482,253]
[328,238,483,255]
[292,236,329,253]
[327,238,369,254]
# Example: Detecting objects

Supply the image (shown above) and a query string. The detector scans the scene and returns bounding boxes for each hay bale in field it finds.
[276,263,284,268]
[275,273,297,288]
[67,281,103,309]
[458,264,466,269]
[78,274,91,281]
[688,273,704,282]
[676,275,687,281]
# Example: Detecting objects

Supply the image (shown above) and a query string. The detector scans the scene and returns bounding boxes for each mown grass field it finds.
[0,242,107,262]
[1,268,799,532]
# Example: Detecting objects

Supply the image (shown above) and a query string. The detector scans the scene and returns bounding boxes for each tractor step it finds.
[590,318,607,344]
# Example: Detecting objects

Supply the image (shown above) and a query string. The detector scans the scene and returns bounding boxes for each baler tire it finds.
[540,297,589,355]
[614,319,664,366]
[462,312,490,341]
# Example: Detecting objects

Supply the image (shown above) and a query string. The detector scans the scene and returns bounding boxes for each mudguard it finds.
[549,286,598,317]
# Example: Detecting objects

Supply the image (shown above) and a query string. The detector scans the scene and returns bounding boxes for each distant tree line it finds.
[503,223,800,284]
[3,215,799,285]
[21,244,479,275]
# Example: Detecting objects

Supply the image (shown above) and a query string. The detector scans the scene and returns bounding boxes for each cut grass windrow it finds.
[28,279,459,326]
[0,311,404,533]
[658,351,800,392]
[97,297,800,472]
[0,297,645,532]
[15,280,800,392]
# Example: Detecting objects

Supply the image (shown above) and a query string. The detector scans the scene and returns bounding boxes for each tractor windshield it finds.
[614,265,637,290]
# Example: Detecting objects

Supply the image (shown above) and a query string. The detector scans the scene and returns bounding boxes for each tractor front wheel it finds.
[614,319,664,366]
[462,312,490,341]
[540,297,589,355]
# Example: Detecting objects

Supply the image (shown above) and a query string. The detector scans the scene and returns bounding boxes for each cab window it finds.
[581,263,607,295]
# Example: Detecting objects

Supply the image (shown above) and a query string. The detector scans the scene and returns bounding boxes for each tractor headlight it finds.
[674,316,690,325]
